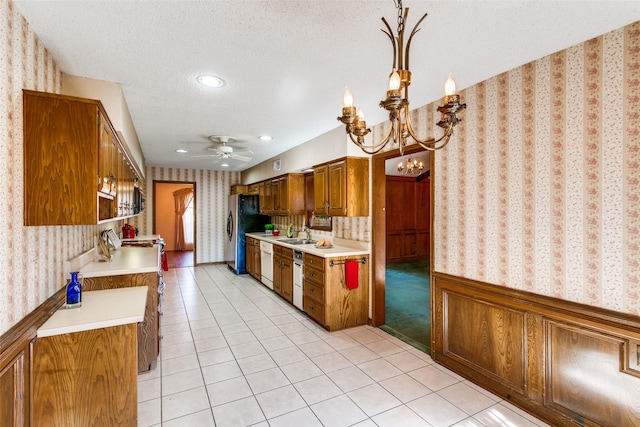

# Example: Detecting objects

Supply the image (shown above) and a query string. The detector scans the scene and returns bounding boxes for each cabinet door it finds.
[328,160,347,216]
[278,177,289,214]
[248,183,260,195]
[264,180,274,214]
[272,178,284,213]
[246,238,254,275]
[272,247,282,295]
[313,165,329,215]
[280,249,293,303]
[253,241,262,280]
[98,113,112,194]
[23,91,100,225]
[0,348,29,427]
[258,182,265,213]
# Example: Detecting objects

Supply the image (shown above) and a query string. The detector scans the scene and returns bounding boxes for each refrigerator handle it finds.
[227,211,233,241]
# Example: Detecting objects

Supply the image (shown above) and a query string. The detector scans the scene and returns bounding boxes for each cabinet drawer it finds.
[304,253,325,271]
[303,281,324,304]
[304,267,324,286]
[303,296,325,324]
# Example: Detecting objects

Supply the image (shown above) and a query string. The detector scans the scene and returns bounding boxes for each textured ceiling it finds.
[14,0,640,172]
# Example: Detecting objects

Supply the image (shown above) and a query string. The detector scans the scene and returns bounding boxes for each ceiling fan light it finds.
[197,75,225,88]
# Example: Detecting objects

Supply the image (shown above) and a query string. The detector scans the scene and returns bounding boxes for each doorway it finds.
[154,181,196,268]
[372,147,433,353]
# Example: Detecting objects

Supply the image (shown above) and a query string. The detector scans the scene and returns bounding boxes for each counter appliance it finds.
[226,194,270,274]
[260,241,274,290]
[293,250,303,310]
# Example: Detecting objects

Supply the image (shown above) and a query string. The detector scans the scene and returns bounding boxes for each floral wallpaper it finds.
[371,21,640,315]
[0,1,118,335]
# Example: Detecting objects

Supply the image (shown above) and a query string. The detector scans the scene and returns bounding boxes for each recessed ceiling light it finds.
[176,149,188,153]
[221,163,229,168]
[197,75,225,88]
[258,135,272,141]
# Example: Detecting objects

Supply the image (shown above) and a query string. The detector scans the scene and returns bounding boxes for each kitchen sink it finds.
[277,238,317,245]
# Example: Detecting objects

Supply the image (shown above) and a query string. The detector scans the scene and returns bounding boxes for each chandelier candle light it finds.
[338,0,466,154]
[397,156,424,175]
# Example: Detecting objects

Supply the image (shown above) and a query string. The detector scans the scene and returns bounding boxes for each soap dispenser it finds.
[66,271,83,309]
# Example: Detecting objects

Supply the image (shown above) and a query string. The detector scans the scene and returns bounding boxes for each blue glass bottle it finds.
[66,271,82,308]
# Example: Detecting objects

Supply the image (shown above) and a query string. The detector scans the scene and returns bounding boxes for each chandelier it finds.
[397,156,423,175]
[337,0,466,155]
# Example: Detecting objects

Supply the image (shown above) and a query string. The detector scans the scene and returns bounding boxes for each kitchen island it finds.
[32,287,147,427]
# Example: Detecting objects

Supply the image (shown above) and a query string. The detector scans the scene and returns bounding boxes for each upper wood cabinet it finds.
[272,174,304,216]
[23,90,143,225]
[313,157,369,217]
[257,174,304,216]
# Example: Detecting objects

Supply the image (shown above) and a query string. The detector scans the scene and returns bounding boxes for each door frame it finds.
[153,180,197,263]
[371,146,435,328]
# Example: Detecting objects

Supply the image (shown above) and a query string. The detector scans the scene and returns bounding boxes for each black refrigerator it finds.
[226,194,270,274]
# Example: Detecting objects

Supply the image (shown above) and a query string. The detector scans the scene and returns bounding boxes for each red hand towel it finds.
[162,253,169,271]
[345,260,359,290]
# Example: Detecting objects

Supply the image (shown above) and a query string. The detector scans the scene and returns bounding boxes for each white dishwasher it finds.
[260,241,274,290]
[292,250,304,310]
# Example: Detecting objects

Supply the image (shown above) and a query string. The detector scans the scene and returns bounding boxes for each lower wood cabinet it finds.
[31,323,138,426]
[83,272,159,372]
[273,245,293,303]
[246,236,261,281]
[0,343,30,426]
[303,253,369,331]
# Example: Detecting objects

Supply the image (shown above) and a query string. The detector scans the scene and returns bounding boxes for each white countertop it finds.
[122,234,162,242]
[246,232,369,258]
[79,245,160,278]
[37,286,148,338]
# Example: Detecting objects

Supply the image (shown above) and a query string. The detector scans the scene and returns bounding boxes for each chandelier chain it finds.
[395,0,404,34]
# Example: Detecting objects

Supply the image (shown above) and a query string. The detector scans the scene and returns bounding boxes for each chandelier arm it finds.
[408,122,455,151]
[417,132,453,151]
[404,109,454,148]
[404,13,428,71]
[380,18,397,70]
[346,125,393,155]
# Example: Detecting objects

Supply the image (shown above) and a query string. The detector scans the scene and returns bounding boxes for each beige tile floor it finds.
[137,264,551,427]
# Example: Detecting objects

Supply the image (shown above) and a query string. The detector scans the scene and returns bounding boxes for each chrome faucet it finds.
[302,225,310,240]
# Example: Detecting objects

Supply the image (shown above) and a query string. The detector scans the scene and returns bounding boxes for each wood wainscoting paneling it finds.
[432,272,640,427]
[0,287,66,427]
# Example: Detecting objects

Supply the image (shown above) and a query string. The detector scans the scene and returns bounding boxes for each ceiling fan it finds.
[191,135,253,162]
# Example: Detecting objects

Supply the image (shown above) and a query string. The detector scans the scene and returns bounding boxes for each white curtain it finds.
[173,188,194,251]
[183,199,194,250]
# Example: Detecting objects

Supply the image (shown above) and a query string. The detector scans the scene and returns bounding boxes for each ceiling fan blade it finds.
[191,154,219,158]
[233,149,254,156]
[231,154,252,162]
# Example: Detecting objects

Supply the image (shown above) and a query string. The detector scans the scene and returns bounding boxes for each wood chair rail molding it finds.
[432,271,640,427]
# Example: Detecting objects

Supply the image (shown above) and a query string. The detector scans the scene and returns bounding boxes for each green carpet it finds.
[383,259,430,353]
